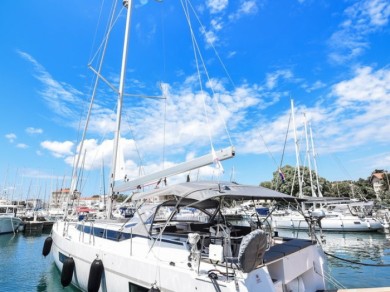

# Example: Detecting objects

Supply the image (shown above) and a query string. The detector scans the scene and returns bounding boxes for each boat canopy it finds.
[131,181,303,203]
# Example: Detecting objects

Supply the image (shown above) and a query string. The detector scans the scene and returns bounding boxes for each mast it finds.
[303,113,316,197]
[107,0,133,218]
[309,120,323,197]
[291,99,303,198]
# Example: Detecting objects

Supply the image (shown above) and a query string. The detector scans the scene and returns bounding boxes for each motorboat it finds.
[0,204,22,234]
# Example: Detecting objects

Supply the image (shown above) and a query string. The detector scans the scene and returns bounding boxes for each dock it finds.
[23,221,44,235]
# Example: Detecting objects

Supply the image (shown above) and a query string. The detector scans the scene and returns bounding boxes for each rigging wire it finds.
[280,111,291,170]
[181,0,234,148]
[158,1,168,171]
[330,154,365,200]
[259,131,279,170]
[123,116,146,177]
[67,0,120,205]
[181,0,214,151]
[88,3,124,66]
[184,1,236,147]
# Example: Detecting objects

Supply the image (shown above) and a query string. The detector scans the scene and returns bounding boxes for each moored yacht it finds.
[49,181,328,291]
[44,0,330,291]
[271,198,384,232]
[0,204,22,234]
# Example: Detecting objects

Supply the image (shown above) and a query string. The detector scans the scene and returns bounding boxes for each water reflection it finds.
[37,273,48,292]
[1,228,389,290]
[276,229,390,289]
[0,233,80,292]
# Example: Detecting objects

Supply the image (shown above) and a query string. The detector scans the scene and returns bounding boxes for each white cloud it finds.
[203,29,218,46]
[358,0,390,27]
[41,140,74,158]
[18,51,122,137]
[309,66,390,154]
[201,1,259,48]
[5,133,16,143]
[64,137,138,172]
[210,18,224,31]
[229,1,259,21]
[227,51,237,58]
[26,127,43,135]
[328,0,390,63]
[53,75,268,179]
[332,66,390,107]
[207,0,228,14]
[265,69,294,89]
[235,65,390,172]
[302,80,326,93]
[18,50,84,120]
[20,168,60,180]
[238,1,258,15]
[16,143,29,149]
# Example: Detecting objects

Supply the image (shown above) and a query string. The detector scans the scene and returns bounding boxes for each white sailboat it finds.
[46,1,328,291]
[271,101,384,232]
[50,182,328,292]
[271,198,384,232]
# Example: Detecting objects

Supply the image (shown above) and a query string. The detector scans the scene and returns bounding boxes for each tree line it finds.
[259,165,390,203]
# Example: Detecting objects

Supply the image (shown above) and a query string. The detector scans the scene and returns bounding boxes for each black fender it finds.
[42,236,53,257]
[88,259,104,292]
[61,257,75,287]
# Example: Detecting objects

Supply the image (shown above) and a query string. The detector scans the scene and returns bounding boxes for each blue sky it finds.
[1,0,390,200]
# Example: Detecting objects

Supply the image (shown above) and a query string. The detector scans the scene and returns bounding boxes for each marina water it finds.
[0,233,78,292]
[0,230,389,291]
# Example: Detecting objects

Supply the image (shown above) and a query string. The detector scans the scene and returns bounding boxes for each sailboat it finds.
[46,1,328,291]
[271,100,384,232]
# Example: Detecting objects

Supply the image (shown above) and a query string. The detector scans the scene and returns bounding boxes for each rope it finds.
[208,272,222,292]
[324,251,390,267]
[324,271,346,289]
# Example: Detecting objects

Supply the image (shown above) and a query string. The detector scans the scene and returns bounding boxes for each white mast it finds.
[107,0,133,218]
[309,120,323,197]
[291,99,303,198]
[303,113,316,197]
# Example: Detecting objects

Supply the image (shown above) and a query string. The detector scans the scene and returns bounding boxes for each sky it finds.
[1,0,390,200]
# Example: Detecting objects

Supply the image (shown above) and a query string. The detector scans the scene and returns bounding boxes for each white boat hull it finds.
[50,220,327,292]
[0,216,22,234]
[272,215,384,232]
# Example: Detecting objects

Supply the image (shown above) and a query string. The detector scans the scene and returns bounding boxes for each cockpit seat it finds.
[226,229,268,273]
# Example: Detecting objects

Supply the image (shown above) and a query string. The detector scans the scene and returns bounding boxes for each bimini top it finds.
[131,181,302,203]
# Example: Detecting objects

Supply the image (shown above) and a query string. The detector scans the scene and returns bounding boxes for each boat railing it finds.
[129,228,133,256]
[77,220,96,245]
